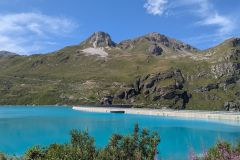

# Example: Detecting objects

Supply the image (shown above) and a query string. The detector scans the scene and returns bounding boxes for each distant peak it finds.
[118,32,198,53]
[0,50,18,57]
[85,31,116,48]
[92,31,110,36]
[143,32,169,43]
[91,31,111,39]
[145,32,164,37]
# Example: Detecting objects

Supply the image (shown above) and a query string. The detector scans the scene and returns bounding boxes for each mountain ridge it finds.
[118,32,198,54]
[2,31,238,56]
[0,51,18,57]
[0,31,240,111]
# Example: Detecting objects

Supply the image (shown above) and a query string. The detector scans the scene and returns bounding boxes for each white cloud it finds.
[144,0,168,16]
[191,0,235,35]
[144,0,236,37]
[197,12,234,35]
[0,12,77,54]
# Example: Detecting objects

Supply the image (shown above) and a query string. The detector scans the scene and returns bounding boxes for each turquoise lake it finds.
[0,106,240,160]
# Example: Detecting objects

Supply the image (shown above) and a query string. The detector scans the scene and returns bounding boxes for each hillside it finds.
[0,51,18,57]
[0,32,240,111]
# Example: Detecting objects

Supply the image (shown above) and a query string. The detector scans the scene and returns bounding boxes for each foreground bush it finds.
[192,141,240,160]
[0,153,18,160]
[1,133,240,160]
[0,152,7,160]
[24,124,160,160]
[97,125,160,160]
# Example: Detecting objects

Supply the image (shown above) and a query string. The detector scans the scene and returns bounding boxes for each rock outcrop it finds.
[148,44,163,56]
[100,96,113,105]
[211,49,240,79]
[81,31,116,48]
[143,32,197,52]
[224,101,240,111]
[225,49,240,61]
[111,69,190,109]
[211,62,240,78]
[194,83,219,93]
[118,32,198,54]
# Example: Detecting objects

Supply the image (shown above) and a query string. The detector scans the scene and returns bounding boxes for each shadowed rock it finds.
[194,83,219,93]
[148,44,163,56]
[100,96,113,105]
[224,101,240,111]
[113,69,190,109]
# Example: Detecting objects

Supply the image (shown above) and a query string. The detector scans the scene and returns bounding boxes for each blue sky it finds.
[0,0,239,54]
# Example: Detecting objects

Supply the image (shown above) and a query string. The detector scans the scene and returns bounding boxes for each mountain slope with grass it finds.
[0,32,240,111]
[0,51,18,57]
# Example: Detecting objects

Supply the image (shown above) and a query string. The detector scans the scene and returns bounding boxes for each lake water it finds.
[0,106,240,160]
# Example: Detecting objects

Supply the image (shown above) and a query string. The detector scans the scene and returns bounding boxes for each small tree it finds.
[98,124,160,160]
[70,129,96,160]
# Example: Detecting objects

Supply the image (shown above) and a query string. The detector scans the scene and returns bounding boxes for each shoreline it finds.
[72,106,240,122]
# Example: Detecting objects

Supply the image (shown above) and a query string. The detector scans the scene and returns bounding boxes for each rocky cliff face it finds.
[143,32,197,52]
[211,49,240,78]
[101,69,190,109]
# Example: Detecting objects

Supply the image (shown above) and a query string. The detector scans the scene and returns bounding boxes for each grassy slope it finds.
[0,38,239,110]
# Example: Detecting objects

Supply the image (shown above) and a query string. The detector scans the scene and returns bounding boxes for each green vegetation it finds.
[0,124,160,160]
[1,125,239,159]
[0,32,240,110]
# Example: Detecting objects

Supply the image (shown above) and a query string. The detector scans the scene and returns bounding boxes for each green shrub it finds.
[22,124,160,160]
[0,152,7,160]
[24,146,45,160]
[97,124,160,160]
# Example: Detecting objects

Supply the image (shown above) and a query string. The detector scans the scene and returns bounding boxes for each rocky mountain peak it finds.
[144,32,198,52]
[87,31,116,48]
[144,32,169,43]
[118,32,198,54]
